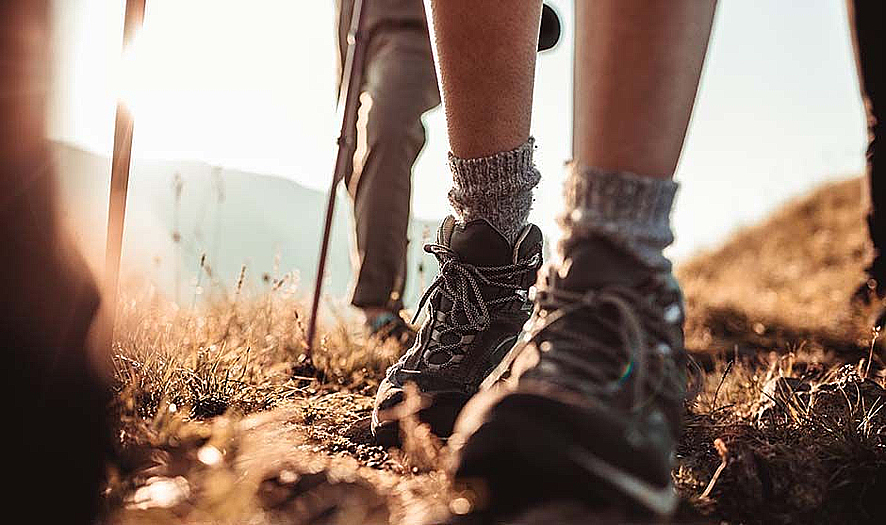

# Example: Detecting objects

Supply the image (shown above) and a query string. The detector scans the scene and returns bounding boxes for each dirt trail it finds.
[109,177,886,525]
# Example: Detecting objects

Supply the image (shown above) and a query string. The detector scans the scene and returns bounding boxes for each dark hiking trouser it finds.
[337,0,441,312]
[1,2,106,523]
[849,0,886,277]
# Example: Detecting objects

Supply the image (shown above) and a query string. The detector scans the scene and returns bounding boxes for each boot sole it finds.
[371,390,471,447]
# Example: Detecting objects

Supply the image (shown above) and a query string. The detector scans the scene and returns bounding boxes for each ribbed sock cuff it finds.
[559,164,678,270]
[447,138,541,243]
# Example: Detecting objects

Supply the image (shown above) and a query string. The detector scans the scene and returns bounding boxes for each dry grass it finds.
[679,177,876,356]
[676,352,886,524]
[104,177,886,524]
[105,277,450,525]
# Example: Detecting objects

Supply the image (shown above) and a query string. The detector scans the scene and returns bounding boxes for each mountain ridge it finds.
[52,141,439,312]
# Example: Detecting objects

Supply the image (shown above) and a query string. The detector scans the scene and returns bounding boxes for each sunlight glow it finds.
[108,0,339,178]
[116,4,285,124]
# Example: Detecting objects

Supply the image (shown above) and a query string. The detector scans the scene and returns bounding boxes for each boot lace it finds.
[513,277,688,411]
[392,242,540,375]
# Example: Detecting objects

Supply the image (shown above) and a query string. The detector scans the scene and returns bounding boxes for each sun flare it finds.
[111,0,338,162]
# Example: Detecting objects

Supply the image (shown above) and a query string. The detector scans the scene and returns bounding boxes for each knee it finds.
[365,99,426,149]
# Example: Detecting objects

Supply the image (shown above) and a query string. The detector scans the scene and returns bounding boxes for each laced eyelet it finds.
[407,243,540,368]
[662,304,682,324]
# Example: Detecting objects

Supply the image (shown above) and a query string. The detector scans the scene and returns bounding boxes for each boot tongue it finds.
[445,217,512,267]
[514,223,543,263]
[557,238,657,291]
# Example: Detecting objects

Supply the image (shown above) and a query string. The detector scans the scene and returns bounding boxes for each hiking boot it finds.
[450,238,688,519]
[367,311,417,349]
[371,215,543,446]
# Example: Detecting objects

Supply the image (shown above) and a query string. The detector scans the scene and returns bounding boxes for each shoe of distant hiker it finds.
[449,239,688,519]
[852,277,886,307]
[851,259,886,329]
[367,310,417,349]
[371,215,543,446]
[852,256,886,306]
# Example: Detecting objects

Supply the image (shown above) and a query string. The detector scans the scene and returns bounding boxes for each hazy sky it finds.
[50,0,868,261]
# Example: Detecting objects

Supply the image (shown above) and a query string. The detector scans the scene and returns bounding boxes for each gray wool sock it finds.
[559,164,678,270]
[447,138,541,244]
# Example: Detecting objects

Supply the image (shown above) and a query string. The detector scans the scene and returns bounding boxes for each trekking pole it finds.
[104,0,146,345]
[304,0,369,362]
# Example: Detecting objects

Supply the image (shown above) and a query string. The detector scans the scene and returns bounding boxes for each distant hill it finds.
[52,142,439,310]
[678,177,873,355]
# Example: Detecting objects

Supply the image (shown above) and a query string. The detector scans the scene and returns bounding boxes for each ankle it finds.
[447,138,541,244]
[558,165,677,272]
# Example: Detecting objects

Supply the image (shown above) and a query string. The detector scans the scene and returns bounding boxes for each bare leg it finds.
[847,0,886,302]
[443,1,718,518]
[426,0,542,158]
[573,0,717,178]
[370,0,546,445]
[426,0,543,243]
[561,0,716,270]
